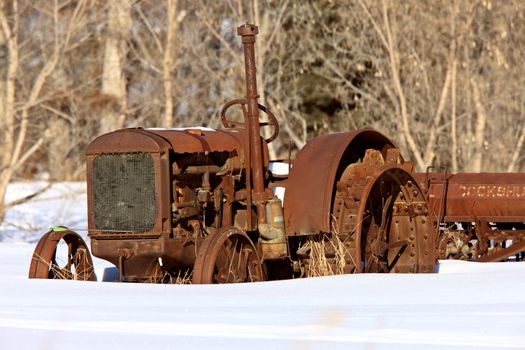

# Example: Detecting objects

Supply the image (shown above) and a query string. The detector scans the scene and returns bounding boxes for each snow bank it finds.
[1,182,525,349]
[1,242,525,350]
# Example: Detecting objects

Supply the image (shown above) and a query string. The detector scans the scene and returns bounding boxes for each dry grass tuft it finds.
[32,253,93,280]
[297,214,360,277]
[148,266,193,284]
[301,234,348,277]
[169,269,193,285]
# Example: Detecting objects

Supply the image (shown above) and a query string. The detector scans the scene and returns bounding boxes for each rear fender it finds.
[283,129,396,235]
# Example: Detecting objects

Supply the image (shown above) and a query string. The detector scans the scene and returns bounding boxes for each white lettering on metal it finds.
[459,185,525,198]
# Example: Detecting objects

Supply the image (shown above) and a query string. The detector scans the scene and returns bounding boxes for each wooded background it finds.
[0,0,524,218]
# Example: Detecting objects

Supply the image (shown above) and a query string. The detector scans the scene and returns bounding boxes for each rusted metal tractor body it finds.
[416,172,525,262]
[85,127,263,281]
[29,24,435,283]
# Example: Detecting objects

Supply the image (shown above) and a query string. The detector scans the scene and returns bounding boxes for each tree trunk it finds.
[162,0,181,128]
[0,0,19,222]
[468,78,487,172]
[100,0,131,134]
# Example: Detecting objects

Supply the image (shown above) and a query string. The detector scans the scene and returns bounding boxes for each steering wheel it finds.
[220,99,279,143]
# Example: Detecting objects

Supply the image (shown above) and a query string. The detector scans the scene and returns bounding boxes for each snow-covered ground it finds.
[0,182,88,243]
[1,182,525,349]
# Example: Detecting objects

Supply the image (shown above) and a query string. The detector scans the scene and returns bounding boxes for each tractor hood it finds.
[86,127,249,155]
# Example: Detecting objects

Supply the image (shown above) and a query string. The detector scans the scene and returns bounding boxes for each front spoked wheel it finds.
[192,227,266,284]
[28,228,96,281]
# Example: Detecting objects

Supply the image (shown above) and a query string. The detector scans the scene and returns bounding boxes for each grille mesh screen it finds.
[93,153,156,232]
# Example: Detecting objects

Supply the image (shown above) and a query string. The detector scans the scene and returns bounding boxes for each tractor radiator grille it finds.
[93,153,156,232]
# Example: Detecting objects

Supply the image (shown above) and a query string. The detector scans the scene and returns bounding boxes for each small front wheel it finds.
[28,228,96,281]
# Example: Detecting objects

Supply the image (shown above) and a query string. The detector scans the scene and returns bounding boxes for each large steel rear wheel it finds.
[192,227,265,284]
[28,228,96,281]
[356,166,432,273]
[333,149,434,273]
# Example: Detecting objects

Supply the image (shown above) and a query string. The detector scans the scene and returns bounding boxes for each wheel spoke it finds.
[225,239,239,283]
[386,239,409,250]
[378,195,393,240]
[64,241,74,271]
[387,243,408,270]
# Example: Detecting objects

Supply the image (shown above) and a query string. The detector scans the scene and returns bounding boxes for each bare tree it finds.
[0,0,90,221]
[3,0,525,230]
[290,0,525,173]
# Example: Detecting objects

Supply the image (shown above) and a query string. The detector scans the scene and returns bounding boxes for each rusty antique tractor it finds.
[29,24,435,283]
[416,172,525,262]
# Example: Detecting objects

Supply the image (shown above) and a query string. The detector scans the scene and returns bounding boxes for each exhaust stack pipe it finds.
[238,25,287,258]
[237,24,266,201]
